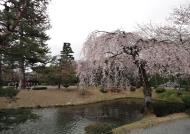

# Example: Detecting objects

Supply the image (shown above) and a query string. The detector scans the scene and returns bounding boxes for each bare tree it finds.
[138,4,190,45]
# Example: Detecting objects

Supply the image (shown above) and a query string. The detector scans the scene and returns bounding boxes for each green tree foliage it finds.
[59,43,75,88]
[33,44,78,89]
[0,0,50,89]
[32,56,60,85]
[0,0,22,87]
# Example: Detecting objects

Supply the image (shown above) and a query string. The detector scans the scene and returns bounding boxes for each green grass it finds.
[155,89,190,107]
[85,123,113,134]
[112,113,189,134]
[181,95,190,108]
[159,90,180,102]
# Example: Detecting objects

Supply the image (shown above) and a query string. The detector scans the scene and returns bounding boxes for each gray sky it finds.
[47,0,189,59]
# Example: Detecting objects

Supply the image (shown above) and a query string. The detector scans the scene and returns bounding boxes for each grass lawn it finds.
[112,113,189,134]
[0,87,189,109]
[0,88,145,109]
[154,89,190,103]
[0,87,189,134]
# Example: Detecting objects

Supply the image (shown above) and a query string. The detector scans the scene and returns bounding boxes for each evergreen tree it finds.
[0,0,24,87]
[0,0,50,89]
[59,43,75,88]
[60,43,74,64]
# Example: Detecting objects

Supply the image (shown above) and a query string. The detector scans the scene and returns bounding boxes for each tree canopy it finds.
[0,0,50,88]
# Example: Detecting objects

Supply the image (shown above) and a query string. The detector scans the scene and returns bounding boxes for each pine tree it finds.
[0,0,23,87]
[59,43,74,88]
[0,0,50,89]
[60,43,74,63]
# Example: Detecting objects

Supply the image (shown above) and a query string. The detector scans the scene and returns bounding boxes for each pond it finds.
[0,99,144,134]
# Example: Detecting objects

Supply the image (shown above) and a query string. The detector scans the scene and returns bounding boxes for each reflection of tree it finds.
[56,108,77,126]
[81,100,144,125]
[53,100,144,133]
[0,109,38,131]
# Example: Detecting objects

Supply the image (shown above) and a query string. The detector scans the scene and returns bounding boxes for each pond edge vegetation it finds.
[112,113,189,134]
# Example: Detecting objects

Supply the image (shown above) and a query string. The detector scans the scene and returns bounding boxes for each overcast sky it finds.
[47,0,189,59]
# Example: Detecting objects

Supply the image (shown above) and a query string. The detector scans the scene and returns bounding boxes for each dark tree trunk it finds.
[58,83,61,89]
[0,55,2,87]
[19,59,26,89]
[138,62,152,113]
[123,45,152,112]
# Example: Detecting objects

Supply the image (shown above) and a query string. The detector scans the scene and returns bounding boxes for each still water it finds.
[0,99,144,134]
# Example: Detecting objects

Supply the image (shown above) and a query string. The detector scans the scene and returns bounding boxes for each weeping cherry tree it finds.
[78,30,190,111]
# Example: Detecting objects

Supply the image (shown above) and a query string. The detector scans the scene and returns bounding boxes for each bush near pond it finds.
[85,123,113,134]
[32,86,47,90]
[130,86,136,92]
[158,90,182,102]
[0,87,19,98]
[99,86,108,93]
[182,95,190,108]
[155,88,166,93]
[157,89,190,103]
[153,101,186,117]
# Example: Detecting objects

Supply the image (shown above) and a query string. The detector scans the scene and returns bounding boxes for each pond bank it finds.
[0,98,145,134]
[0,89,145,109]
[128,118,190,134]
[112,113,189,134]
[0,89,189,134]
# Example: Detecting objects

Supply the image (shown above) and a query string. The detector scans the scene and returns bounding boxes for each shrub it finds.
[85,123,113,134]
[110,88,121,93]
[63,83,69,88]
[184,87,190,91]
[186,109,190,116]
[153,101,185,117]
[0,87,19,98]
[32,86,47,90]
[167,94,181,102]
[182,95,190,108]
[130,86,136,92]
[99,86,108,93]
[160,90,175,97]
[158,90,182,102]
[155,88,166,93]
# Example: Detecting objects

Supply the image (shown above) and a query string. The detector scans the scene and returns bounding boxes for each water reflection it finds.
[0,109,38,131]
[0,99,144,134]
